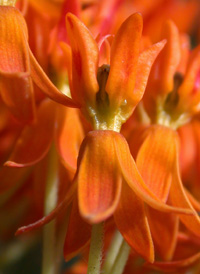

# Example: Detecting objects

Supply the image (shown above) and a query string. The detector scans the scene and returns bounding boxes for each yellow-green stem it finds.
[109,239,130,274]
[87,222,104,274]
[42,145,58,274]
[102,230,123,274]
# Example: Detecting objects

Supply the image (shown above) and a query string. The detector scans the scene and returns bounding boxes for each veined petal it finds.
[169,140,200,237]
[5,100,56,167]
[147,252,200,272]
[147,207,179,261]
[66,13,99,107]
[133,40,166,106]
[0,6,35,122]
[77,131,122,223]
[64,195,91,261]
[106,13,142,109]
[29,50,78,108]
[136,125,176,202]
[114,134,192,215]
[114,181,154,263]
[56,107,84,172]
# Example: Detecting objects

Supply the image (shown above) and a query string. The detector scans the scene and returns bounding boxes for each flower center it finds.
[156,73,190,129]
[86,64,130,132]
[0,0,16,6]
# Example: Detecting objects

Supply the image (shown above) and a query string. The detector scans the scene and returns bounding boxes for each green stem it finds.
[42,145,58,274]
[109,240,130,274]
[55,206,71,274]
[87,222,104,274]
[102,230,123,274]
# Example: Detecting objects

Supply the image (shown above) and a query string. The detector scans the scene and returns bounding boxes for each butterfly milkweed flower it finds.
[129,20,200,262]
[16,12,194,263]
[0,1,78,124]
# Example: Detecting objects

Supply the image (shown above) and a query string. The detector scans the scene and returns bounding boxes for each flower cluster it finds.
[1,0,200,273]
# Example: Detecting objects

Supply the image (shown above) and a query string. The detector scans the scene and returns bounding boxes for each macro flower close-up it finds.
[1,0,200,274]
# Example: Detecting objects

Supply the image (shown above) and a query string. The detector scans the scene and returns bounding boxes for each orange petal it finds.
[114,181,154,263]
[66,13,99,107]
[64,195,91,261]
[56,107,84,172]
[157,20,181,95]
[0,6,35,122]
[133,40,166,106]
[147,252,200,272]
[147,206,179,261]
[77,131,122,223]
[16,182,76,235]
[136,125,177,202]
[114,133,192,215]
[169,142,200,237]
[29,49,78,108]
[177,45,200,111]
[5,100,56,167]
[106,13,142,109]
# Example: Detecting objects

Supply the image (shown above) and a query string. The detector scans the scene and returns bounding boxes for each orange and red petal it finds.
[5,100,56,168]
[170,149,200,237]
[156,20,181,95]
[114,181,154,263]
[77,130,122,223]
[133,40,166,106]
[56,107,84,172]
[66,13,99,107]
[114,133,192,215]
[64,195,91,261]
[146,206,179,261]
[16,181,77,235]
[136,125,177,202]
[147,252,200,273]
[106,13,142,109]
[0,6,35,122]
[29,50,78,108]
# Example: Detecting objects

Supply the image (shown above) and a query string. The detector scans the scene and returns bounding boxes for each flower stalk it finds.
[109,239,130,274]
[42,144,58,274]
[87,222,104,274]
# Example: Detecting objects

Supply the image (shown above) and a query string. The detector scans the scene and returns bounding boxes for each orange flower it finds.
[0,3,78,123]
[64,12,166,130]
[15,13,195,264]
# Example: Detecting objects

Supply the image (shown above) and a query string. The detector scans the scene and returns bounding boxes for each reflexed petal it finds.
[106,13,142,109]
[64,195,91,260]
[114,181,154,263]
[147,252,200,272]
[29,50,78,108]
[114,133,192,215]
[77,131,122,223]
[16,182,77,235]
[0,6,35,122]
[136,125,176,202]
[5,100,56,167]
[66,13,99,106]
[56,107,84,172]
[170,142,200,237]
[147,207,179,261]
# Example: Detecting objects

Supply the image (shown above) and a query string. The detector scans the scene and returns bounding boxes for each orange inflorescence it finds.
[1,0,200,273]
